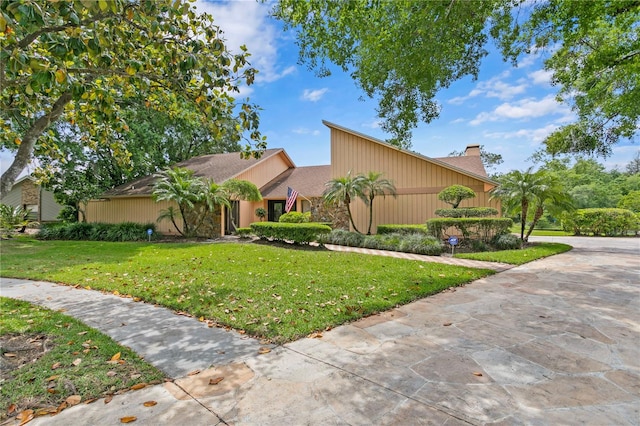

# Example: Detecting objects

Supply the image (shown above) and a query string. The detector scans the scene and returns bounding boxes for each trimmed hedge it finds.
[320,230,443,255]
[235,227,253,238]
[434,207,499,218]
[278,211,311,223]
[491,233,521,250]
[38,222,159,242]
[426,217,513,242]
[250,222,331,244]
[561,208,639,236]
[376,224,429,235]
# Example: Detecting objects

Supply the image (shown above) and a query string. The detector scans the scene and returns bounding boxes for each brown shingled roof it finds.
[102,148,286,198]
[433,155,488,177]
[260,165,330,199]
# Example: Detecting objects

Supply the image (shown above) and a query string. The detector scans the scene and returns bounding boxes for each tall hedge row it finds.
[250,222,331,244]
[426,218,513,242]
[562,208,639,236]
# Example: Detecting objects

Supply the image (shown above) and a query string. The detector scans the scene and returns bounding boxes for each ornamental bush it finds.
[561,208,639,236]
[250,222,331,244]
[38,222,159,241]
[376,224,429,235]
[426,218,513,242]
[278,211,311,223]
[491,233,521,250]
[434,207,498,218]
[319,229,366,247]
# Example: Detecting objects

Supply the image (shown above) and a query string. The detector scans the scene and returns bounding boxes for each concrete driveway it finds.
[4,236,639,425]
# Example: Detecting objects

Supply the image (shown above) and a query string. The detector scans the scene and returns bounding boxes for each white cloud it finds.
[361,120,381,129]
[292,127,320,136]
[449,118,465,124]
[529,69,553,86]
[484,124,559,144]
[448,72,527,104]
[301,88,328,102]
[470,95,571,125]
[194,1,295,84]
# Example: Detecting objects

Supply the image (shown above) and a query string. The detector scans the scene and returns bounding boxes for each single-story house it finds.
[0,176,63,222]
[85,121,499,236]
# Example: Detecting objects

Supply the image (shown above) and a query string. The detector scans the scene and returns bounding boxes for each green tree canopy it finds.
[493,0,639,156]
[0,0,265,195]
[274,0,638,155]
[323,171,367,234]
[361,171,396,235]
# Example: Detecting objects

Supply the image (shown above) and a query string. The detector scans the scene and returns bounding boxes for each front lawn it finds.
[0,238,494,343]
[454,243,572,265]
[0,297,163,421]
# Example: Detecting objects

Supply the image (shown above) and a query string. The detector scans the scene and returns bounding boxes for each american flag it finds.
[285,187,299,213]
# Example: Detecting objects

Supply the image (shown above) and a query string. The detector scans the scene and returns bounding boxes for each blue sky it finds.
[1,0,636,179]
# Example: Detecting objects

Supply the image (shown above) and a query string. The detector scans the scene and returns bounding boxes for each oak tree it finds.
[0,0,265,195]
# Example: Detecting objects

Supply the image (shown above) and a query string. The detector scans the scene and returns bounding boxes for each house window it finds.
[301,200,311,213]
[268,199,295,222]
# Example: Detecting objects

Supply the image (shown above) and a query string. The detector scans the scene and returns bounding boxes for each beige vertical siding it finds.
[236,153,290,188]
[86,198,179,235]
[0,184,21,207]
[40,190,62,222]
[330,128,500,233]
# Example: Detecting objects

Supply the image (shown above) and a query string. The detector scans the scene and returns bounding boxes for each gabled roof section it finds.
[102,148,292,198]
[260,165,330,199]
[323,120,497,185]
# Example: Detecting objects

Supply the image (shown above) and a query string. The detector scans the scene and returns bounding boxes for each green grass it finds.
[0,297,164,419]
[0,238,494,343]
[509,224,572,237]
[454,243,573,265]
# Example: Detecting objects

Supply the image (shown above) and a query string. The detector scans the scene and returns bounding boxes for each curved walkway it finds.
[1,236,638,425]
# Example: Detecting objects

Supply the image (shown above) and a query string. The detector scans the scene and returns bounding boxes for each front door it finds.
[268,200,286,222]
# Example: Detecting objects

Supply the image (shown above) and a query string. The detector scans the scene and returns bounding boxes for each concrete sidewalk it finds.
[2,237,639,425]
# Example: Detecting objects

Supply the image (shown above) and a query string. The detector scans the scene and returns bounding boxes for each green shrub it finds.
[426,217,513,242]
[562,208,639,236]
[434,207,499,218]
[492,233,521,250]
[278,211,311,223]
[250,222,331,244]
[37,222,159,241]
[376,224,429,235]
[236,227,253,238]
[319,229,366,247]
[397,234,444,255]
[57,205,78,222]
[470,239,490,252]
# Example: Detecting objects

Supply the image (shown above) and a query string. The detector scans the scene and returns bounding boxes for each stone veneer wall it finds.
[309,197,349,230]
[21,180,40,205]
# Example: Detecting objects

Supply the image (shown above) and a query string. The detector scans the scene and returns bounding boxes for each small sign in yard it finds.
[448,236,459,255]
[147,228,153,242]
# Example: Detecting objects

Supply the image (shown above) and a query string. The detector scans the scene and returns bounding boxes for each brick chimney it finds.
[465,144,481,156]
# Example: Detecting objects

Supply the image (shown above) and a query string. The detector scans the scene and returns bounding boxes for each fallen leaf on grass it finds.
[120,416,137,423]
[209,377,224,385]
[71,358,82,366]
[7,403,17,414]
[187,370,200,376]
[472,372,483,377]
[308,332,323,339]
[143,401,157,407]
[84,398,97,404]
[51,362,61,370]
[45,375,59,382]
[443,322,453,327]
[4,352,17,358]
[258,347,271,354]
[104,395,113,404]
[77,331,88,336]
[35,407,58,416]
[56,401,67,412]
[66,395,81,406]
[131,383,147,390]
[111,352,121,361]
[106,371,116,377]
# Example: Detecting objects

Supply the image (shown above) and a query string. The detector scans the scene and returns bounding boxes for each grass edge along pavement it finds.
[454,242,573,265]
[1,238,494,343]
[0,297,164,423]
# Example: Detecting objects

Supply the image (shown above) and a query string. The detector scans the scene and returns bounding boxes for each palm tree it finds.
[323,171,367,234]
[362,172,396,234]
[523,173,574,241]
[491,167,573,242]
[152,167,205,236]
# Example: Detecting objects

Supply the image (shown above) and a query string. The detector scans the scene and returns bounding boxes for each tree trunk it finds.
[345,203,362,234]
[520,198,529,242]
[366,195,374,235]
[524,205,544,242]
[0,92,72,196]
